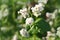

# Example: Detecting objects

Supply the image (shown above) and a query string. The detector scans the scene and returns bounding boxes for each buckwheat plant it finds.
[17,0,56,40]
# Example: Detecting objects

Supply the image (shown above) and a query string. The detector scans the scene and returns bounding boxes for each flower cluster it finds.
[18,8,29,18]
[31,3,44,17]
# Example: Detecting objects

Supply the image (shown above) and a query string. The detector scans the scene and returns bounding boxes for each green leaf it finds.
[35,18,51,34]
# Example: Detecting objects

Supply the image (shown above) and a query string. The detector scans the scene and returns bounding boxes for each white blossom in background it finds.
[3,9,9,17]
[1,26,13,32]
[46,31,56,40]
[0,9,9,18]
[18,8,29,18]
[25,17,34,25]
[56,31,60,38]
[1,27,7,31]
[46,9,57,20]
[51,9,57,19]
[56,27,60,38]
[49,21,53,26]
[12,34,17,40]
[47,31,56,37]
[1,4,7,11]
[20,28,29,37]
[46,11,57,22]
[51,27,55,33]
[17,15,23,20]
[51,13,55,19]
[38,0,48,4]
[0,4,9,20]
[0,10,2,20]
[46,9,57,23]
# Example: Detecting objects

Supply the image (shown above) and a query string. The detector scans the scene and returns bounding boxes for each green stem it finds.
[33,35,36,40]
[0,0,2,9]
[12,0,15,20]
[28,25,34,32]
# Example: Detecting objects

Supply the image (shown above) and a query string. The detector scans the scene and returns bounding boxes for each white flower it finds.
[38,0,48,4]
[25,17,34,25]
[12,34,17,40]
[18,8,29,18]
[49,21,53,26]
[20,29,29,37]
